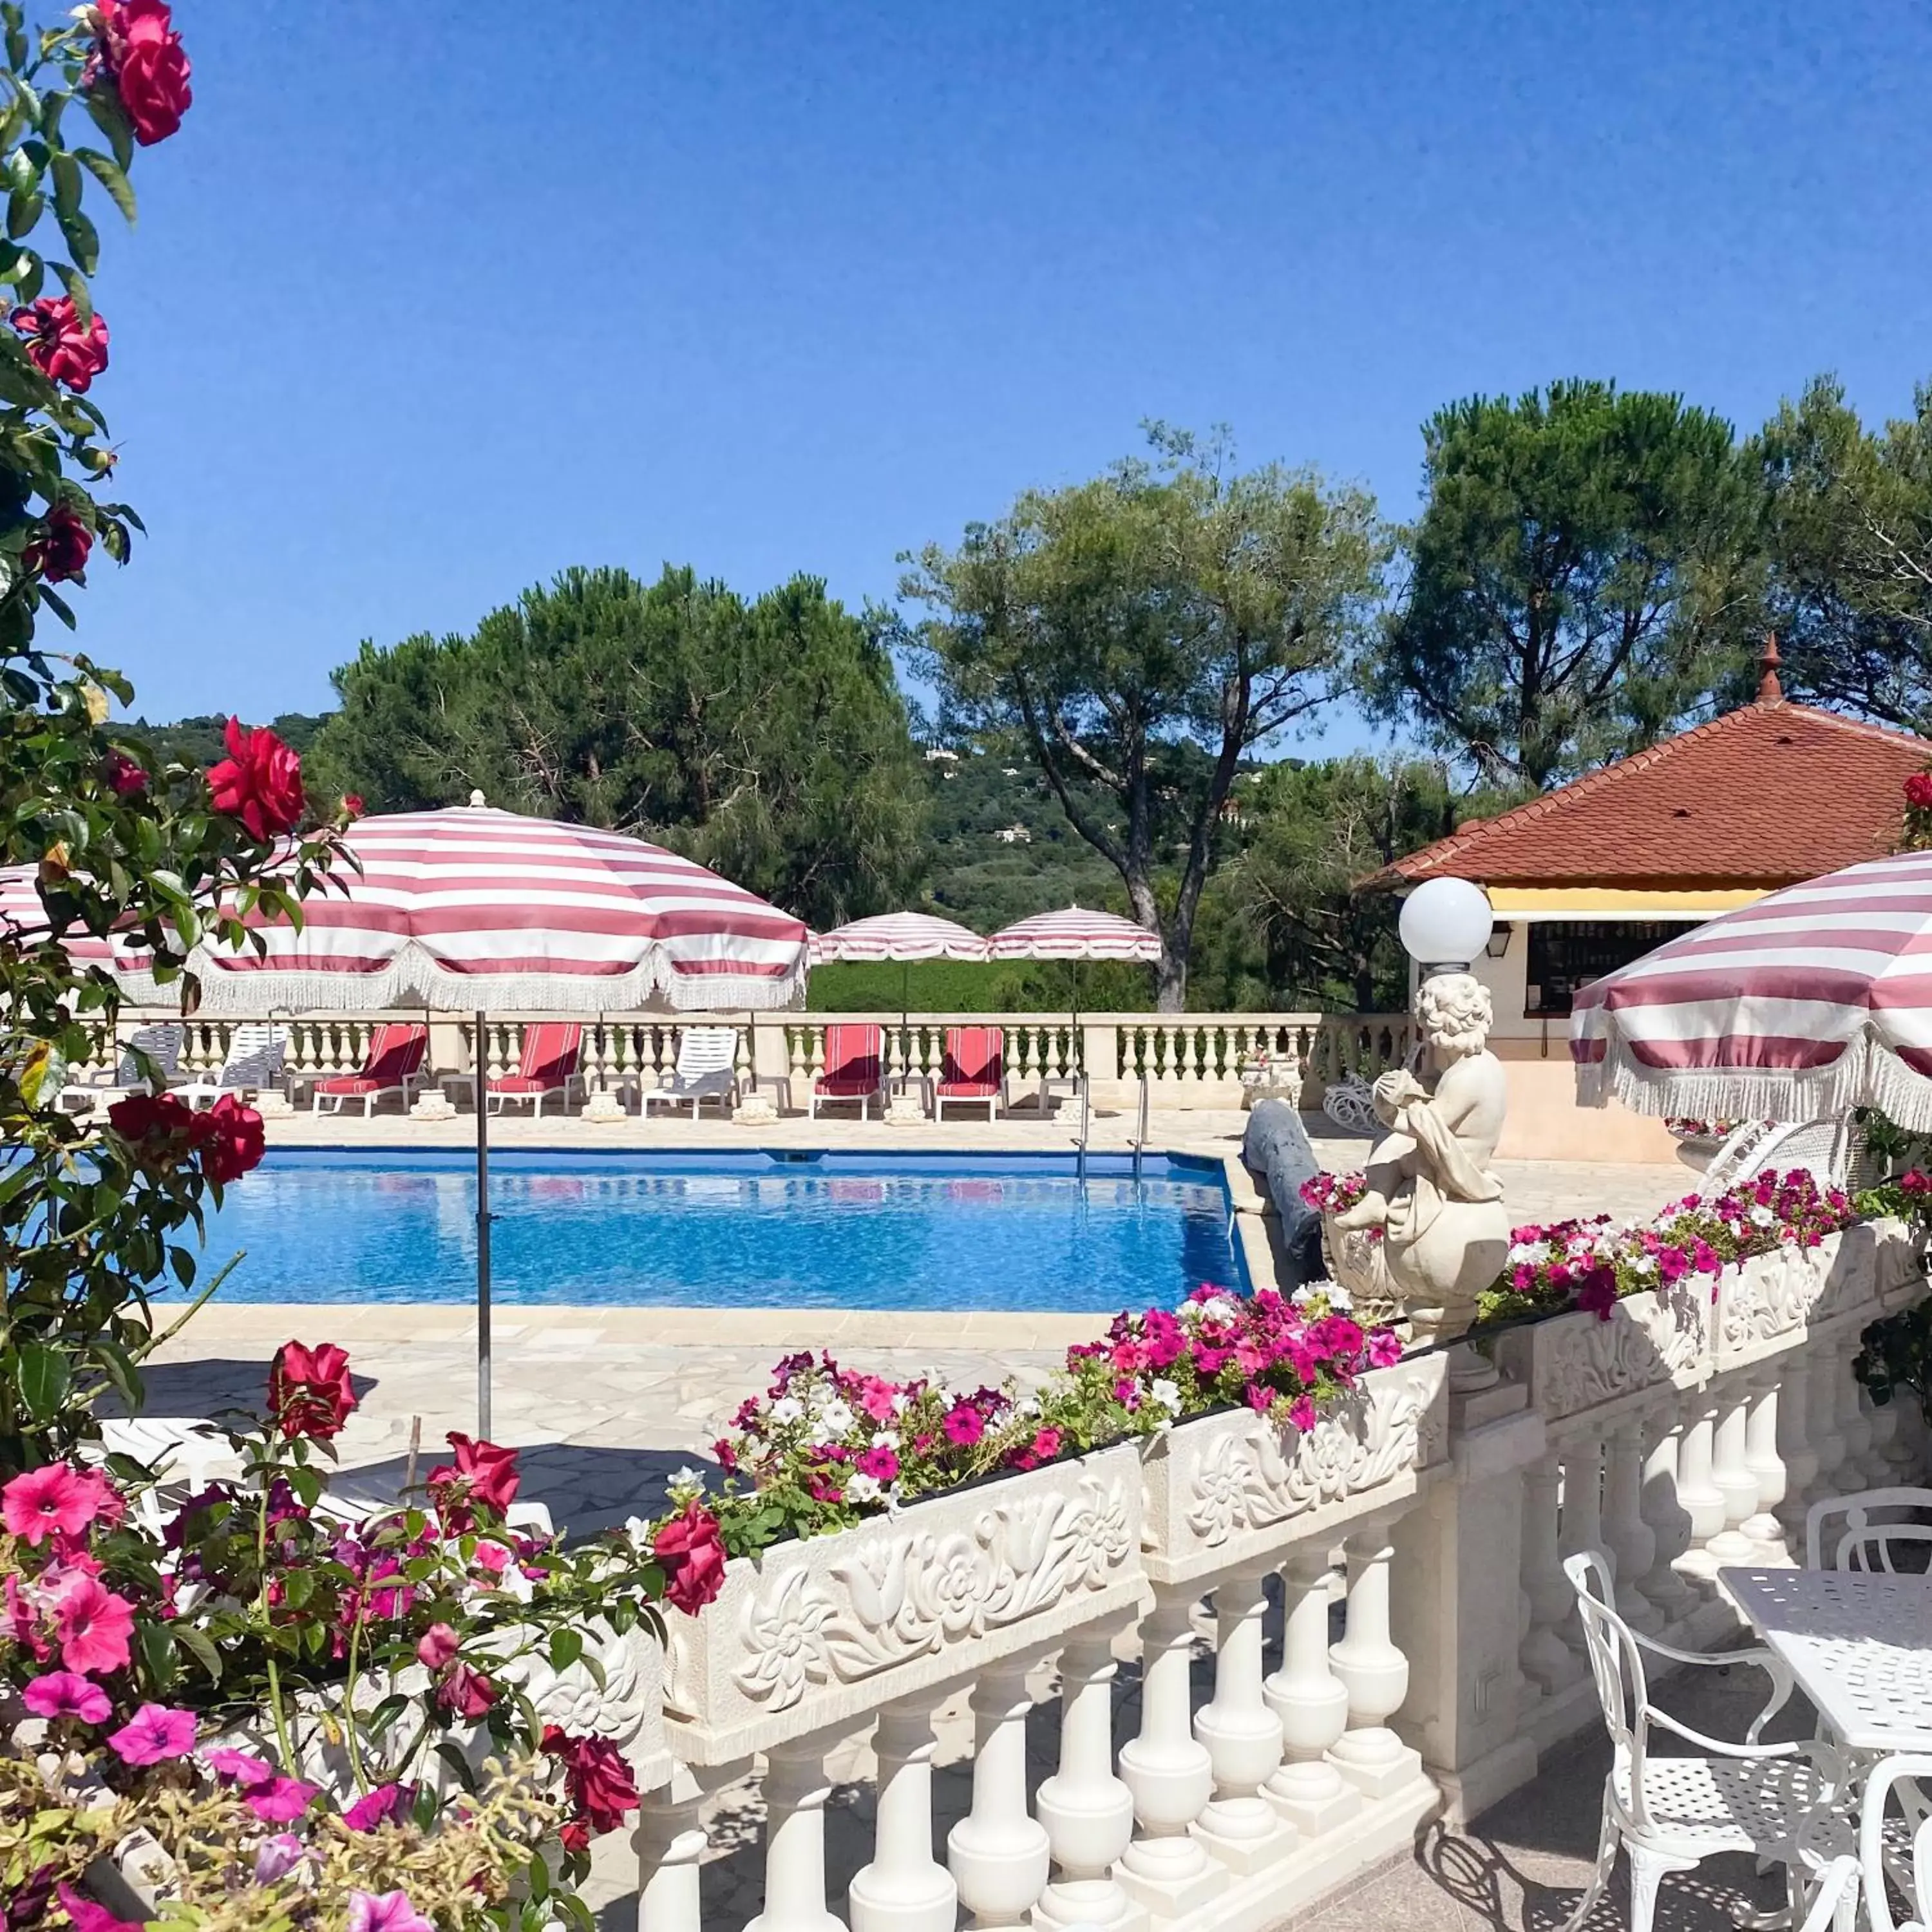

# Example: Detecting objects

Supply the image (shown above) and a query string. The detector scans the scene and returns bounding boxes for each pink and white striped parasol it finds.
[0,864,116,964]
[986,905,1161,962]
[1571,849,1932,1131]
[118,804,810,1016]
[810,911,987,965]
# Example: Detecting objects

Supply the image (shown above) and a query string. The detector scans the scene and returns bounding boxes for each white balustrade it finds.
[612,1220,1926,1932]
[1836,1336,1885,1485]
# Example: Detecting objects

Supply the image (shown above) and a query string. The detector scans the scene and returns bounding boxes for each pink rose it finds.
[415,1622,459,1671]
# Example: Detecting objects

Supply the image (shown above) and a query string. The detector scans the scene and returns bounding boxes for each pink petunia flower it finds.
[106,1701,196,1766]
[55,1578,135,1676]
[3,1463,104,1548]
[940,1402,984,1447]
[205,1747,274,1788]
[347,1891,435,1932]
[254,1833,307,1883]
[23,1670,111,1724]
[247,1775,318,1823]
[343,1780,417,1832]
[56,1886,146,1932]
[1288,1394,1317,1432]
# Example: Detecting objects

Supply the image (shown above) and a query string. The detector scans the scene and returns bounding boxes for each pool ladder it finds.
[1075,1073,1149,1183]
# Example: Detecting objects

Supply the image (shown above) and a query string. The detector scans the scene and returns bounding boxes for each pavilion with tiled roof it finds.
[1363,643,1931,1159]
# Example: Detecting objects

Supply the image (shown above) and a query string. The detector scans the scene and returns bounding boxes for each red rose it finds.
[435,1662,498,1720]
[188,1092,265,1185]
[426,1432,520,1531]
[207,716,305,840]
[342,794,365,819]
[540,1726,639,1837]
[10,297,109,392]
[23,504,93,583]
[95,0,191,146]
[103,750,148,796]
[652,1499,726,1616]
[267,1340,357,1441]
[1907,772,1932,810]
[107,1088,198,1153]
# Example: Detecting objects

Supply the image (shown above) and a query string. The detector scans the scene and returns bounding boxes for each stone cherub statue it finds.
[1328,971,1511,1344]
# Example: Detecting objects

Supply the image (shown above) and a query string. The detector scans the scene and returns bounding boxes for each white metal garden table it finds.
[1718,1567,1932,1755]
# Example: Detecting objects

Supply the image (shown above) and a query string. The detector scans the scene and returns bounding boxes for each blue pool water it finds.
[187,1150,1246,1312]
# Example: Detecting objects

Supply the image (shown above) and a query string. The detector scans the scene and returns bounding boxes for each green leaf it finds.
[171,1622,222,1683]
[5,187,41,239]
[15,1341,69,1420]
[48,151,78,224]
[74,147,134,227]
[434,1742,478,1794]
[55,205,95,276]
[135,1619,177,1692]
[51,258,89,326]
[82,87,133,173]
[545,1627,583,1674]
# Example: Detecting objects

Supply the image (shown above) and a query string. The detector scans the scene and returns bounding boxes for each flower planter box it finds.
[1712,1226,1882,1368]
[663,1440,1144,1763]
[1492,1286,1709,1427]
[1141,1354,1451,1587]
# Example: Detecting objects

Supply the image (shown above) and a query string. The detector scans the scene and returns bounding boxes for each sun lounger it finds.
[57,1021,184,1114]
[933,1025,1007,1120]
[176,1023,289,1107]
[485,1021,583,1118]
[810,1023,888,1119]
[310,1022,430,1117]
[638,1025,741,1119]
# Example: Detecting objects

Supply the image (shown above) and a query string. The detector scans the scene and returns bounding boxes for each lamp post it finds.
[1398,876,1496,981]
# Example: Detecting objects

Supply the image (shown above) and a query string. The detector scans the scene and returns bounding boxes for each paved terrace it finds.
[144,1105,1719,1929]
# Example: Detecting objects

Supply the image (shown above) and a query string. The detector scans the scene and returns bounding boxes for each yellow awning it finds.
[1486,886,1768,922]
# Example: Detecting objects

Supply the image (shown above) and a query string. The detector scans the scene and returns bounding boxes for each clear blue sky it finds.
[77,0,1932,745]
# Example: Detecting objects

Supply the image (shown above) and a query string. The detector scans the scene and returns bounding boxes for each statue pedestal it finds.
[734,1092,779,1125]
[409,1092,457,1122]
[884,1088,928,1126]
[582,1089,629,1123]
[254,1092,294,1119]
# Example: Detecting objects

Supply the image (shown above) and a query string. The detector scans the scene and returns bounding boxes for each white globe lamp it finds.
[1398,877,1494,976]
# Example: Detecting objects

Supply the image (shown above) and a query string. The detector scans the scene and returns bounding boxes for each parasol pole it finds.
[474,1009,493,1438]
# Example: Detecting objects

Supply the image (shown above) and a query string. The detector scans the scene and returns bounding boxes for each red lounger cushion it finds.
[816,1025,883,1095]
[938,1027,1003,1096]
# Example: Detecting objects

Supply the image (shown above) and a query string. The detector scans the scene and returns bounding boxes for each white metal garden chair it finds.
[1558,1549,1849,1932]
[1859,1754,1932,1932]
[638,1026,741,1119]
[1806,1489,1932,1573]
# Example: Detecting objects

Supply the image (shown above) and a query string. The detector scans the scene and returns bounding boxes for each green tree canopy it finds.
[308,565,926,927]
[902,426,1387,1009]
[1370,381,1759,788]
[1757,375,1932,728]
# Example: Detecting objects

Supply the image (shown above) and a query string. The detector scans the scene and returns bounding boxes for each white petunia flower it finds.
[770,1396,804,1426]
[846,1470,880,1503]
[1749,1204,1775,1228]
[819,1399,856,1435]
[667,1465,706,1494]
[1150,1378,1183,1415]
[1323,1281,1352,1312]
[870,1430,900,1451]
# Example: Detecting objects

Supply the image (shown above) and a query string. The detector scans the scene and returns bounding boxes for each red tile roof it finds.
[1372,699,1929,890]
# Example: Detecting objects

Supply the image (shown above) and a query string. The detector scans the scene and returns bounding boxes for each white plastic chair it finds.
[1806,1488,1932,1573]
[58,1021,185,1113]
[176,1023,288,1106]
[1860,1754,1932,1932]
[1558,1548,1848,1932]
[638,1027,741,1119]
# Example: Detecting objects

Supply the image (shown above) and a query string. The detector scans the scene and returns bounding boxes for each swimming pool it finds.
[189,1150,1247,1313]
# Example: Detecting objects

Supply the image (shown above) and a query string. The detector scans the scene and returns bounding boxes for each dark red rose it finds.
[107,1088,198,1153]
[540,1726,640,1837]
[342,793,365,819]
[188,1092,265,1185]
[267,1340,357,1441]
[10,297,109,393]
[103,750,148,796]
[558,1819,591,1857]
[426,1432,520,1531]
[435,1662,498,1720]
[23,503,93,582]
[652,1499,726,1615]
[207,716,304,840]
[1908,772,1932,810]
[95,0,191,146]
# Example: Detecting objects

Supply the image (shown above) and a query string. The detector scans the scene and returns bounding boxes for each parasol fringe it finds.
[1579,1025,1932,1135]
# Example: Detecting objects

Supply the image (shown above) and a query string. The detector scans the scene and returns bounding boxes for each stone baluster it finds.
[1707,1374,1761,1561]
[1519,1454,1582,1694]
[1741,1365,1790,1555]
[1869,1380,1916,1478]
[1775,1352,1819,1542]
[1835,1336,1884,1486]
[1602,1419,1662,1632]
[746,1730,848,1932]
[947,1660,1051,1928]
[849,1698,957,1932]
[1327,1515,1425,1800]
[1194,1560,1289,1872]
[1264,1548,1356,1833]
[1634,1410,1699,1626]
[1117,1584,1221,1917]
[636,1763,739,1932]
[1808,1336,1849,1504]
[1556,1433,1605,1605]
[1674,1389,1727,1583]
[1034,1629,1139,1932]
